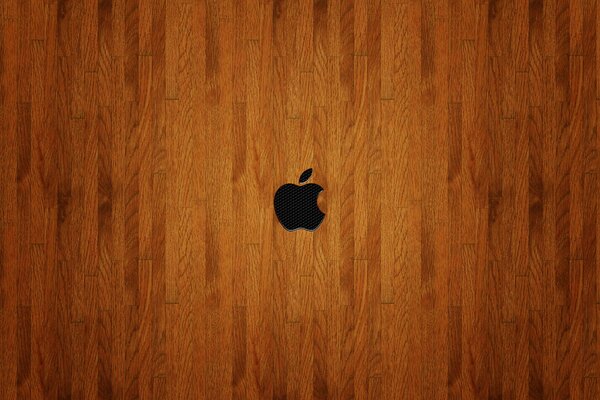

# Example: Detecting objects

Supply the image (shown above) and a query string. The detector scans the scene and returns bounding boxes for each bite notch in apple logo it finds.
[274,168,325,231]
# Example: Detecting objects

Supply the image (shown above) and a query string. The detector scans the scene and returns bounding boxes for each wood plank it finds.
[204,1,233,397]
[0,19,19,400]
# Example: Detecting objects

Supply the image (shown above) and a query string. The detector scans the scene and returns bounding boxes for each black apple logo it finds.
[274,168,325,231]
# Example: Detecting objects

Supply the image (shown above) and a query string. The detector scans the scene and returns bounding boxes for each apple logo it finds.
[274,168,325,231]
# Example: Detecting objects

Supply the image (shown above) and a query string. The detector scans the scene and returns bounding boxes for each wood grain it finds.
[1,0,599,398]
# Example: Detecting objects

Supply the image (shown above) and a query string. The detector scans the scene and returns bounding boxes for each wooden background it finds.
[0,0,599,399]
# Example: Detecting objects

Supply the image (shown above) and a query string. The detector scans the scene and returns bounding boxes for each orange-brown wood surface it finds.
[0,0,599,399]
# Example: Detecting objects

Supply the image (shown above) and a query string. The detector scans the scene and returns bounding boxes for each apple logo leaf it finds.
[299,168,313,183]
